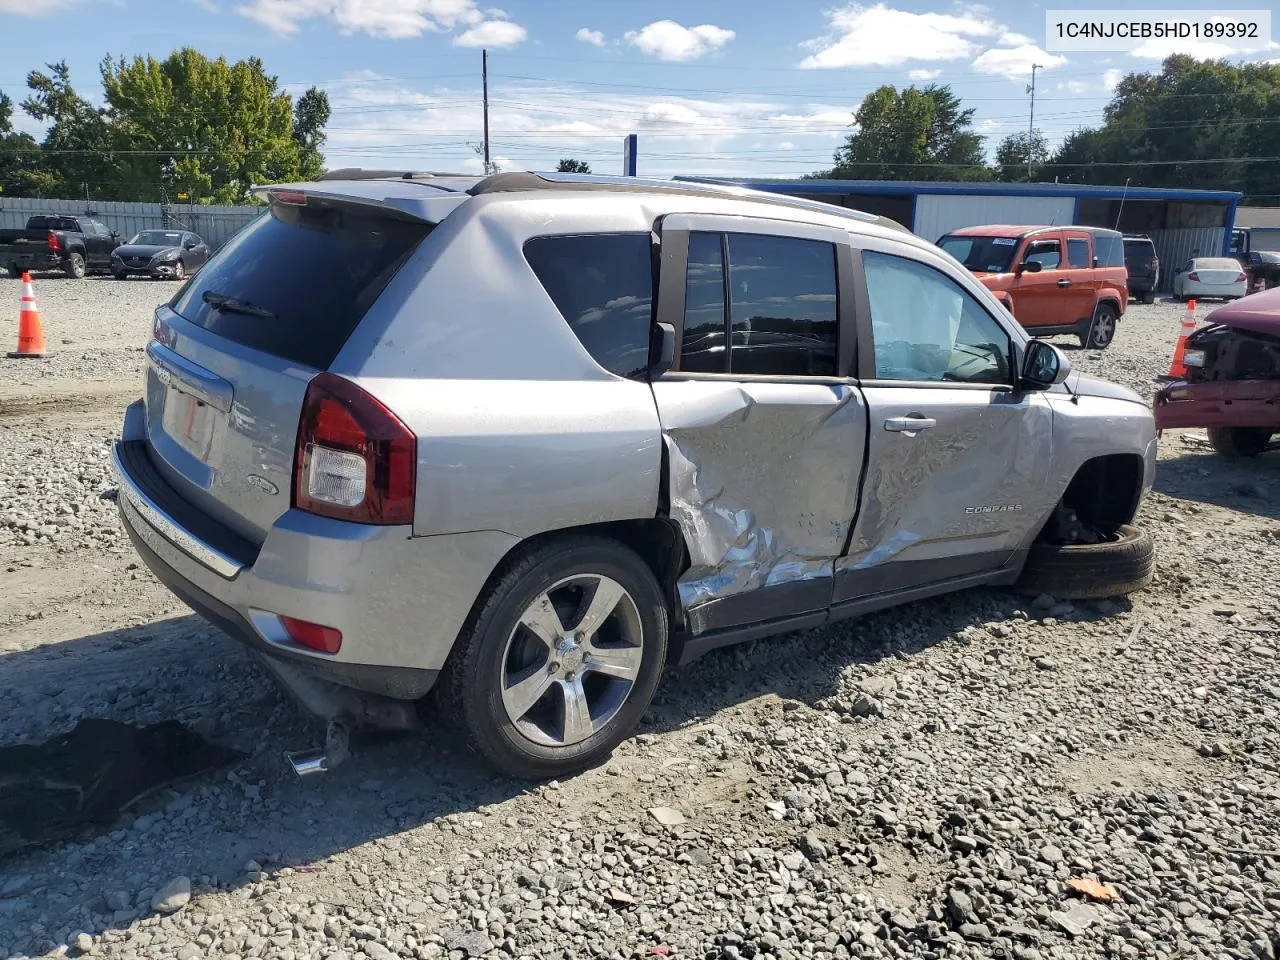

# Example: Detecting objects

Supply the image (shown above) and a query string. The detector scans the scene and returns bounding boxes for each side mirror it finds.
[184,240,197,249]
[1021,340,1071,389]
[650,322,676,379]
[1016,259,1043,277]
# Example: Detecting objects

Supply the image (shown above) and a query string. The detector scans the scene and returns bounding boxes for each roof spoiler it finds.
[318,168,472,181]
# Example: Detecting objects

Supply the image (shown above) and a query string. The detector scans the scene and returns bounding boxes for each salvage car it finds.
[112,172,1157,778]
[1154,286,1280,457]
[0,214,121,278]
[1172,257,1248,302]
[111,230,211,281]
[937,225,1128,349]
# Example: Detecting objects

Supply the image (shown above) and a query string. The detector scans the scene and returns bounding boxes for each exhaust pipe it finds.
[285,748,331,777]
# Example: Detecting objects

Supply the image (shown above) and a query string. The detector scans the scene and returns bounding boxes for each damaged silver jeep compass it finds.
[113,171,1157,778]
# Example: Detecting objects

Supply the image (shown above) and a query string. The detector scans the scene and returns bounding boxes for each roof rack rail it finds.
[465,171,911,234]
[317,168,471,181]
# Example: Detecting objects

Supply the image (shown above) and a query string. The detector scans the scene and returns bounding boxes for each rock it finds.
[177,945,202,960]
[874,808,900,828]
[648,806,686,826]
[947,888,978,926]
[1,874,32,898]
[780,852,807,872]
[953,835,979,854]
[1051,902,1097,936]
[1039,844,1064,865]
[783,790,814,810]
[850,693,884,717]
[800,831,828,861]
[105,891,131,911]
[444,930,495,957]
[1031,594,1057,610]
[73,932,94,954]
[1184,916,1217,938]
[151,876,192,914]
[1034,656,1058,671]
[361,943,396,960]
[958,923,993,941]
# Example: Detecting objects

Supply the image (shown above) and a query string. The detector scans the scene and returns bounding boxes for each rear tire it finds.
[438,536,669,779]
[1207,426,1272,459]
[1017,524,1154,600]
[64,252,86,279]
[1083,302,1118,349]
[113,270,127,280]
[5,263,20,279]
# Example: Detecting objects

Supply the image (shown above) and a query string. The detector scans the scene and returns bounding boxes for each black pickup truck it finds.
[0,214,122,278]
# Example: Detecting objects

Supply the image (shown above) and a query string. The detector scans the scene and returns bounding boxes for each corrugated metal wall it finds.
[1147,227,1230,292]
[0,197,264,249]
[912,195,1076,242]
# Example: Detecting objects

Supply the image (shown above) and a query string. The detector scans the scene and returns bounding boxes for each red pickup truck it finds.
[938,225,1129,349]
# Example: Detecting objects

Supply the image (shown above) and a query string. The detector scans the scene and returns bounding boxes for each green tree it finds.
[20,61,116,198]
[993,130,1049,181]
[293,86,330,180]
[99,48,319,203]
[0,92,51,197]
[1045,57,1280,203]
[826,84,988,181]
[556,158,591,173]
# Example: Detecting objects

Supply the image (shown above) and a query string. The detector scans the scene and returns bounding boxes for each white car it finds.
[1172,257,1248,302]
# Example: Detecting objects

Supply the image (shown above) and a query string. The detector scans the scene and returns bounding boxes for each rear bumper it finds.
[2,250,62,270]
[1154,379,1280,431]
[112,409,520,700]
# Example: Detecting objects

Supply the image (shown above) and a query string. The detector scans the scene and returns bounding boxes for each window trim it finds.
[1023,237,1064,271]
[655,213,858,381]
[856,246,1017,391]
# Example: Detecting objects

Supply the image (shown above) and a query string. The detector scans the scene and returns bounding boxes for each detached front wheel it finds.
[1017,524,1154,599]
[439,536,668,779]
[1208,426,1272,459]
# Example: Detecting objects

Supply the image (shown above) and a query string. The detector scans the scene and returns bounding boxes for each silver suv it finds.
[113,172,1157,778]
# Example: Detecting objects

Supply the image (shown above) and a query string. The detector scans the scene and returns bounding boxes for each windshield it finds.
[131,231,183,246]
[938,235,1020,273]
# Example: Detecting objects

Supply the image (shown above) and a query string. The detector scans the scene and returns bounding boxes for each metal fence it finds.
[0,197,264,250]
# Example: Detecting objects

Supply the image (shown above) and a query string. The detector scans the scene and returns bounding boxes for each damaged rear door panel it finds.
[652,215,866,635]
[836,243,1054,602]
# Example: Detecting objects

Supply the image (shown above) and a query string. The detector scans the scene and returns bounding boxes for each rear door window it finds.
[524,233,654,380]
[171,202,431,370]
[1065,237,1091,269]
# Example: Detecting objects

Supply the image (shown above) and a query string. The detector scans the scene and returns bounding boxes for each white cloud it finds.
[1131,36,1278,59]
[576,27,605,47]
[998,31,1034,46]
[799,3,999,68]
[1102,68,1125,91]
[777,141,796,150]
[908,68,942,81]
[0,0,76,11]
[454,18,525,47]
[1056,79,1090,94]
[233,0,513,39]
[972,44,1067,80]
[624,20,735,61]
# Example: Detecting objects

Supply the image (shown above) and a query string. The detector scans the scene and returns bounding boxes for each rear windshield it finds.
[27,216,78,232]
[1195,258,1240,270]
[1093,233,1124,267]
[937,235,1019,273]
[171,202,430,370]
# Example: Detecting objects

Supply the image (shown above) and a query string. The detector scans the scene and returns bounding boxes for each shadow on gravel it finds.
[0,583,1119,952]
[1154,444,1279,521]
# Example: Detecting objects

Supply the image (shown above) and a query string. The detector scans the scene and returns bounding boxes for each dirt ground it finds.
[1,276,1277,960]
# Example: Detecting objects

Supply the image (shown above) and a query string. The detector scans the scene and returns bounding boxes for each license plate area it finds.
[161,387,218,463]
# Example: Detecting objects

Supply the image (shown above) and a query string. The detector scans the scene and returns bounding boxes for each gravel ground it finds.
[1,284,1278,960]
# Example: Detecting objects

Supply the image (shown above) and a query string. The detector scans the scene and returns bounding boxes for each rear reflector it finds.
[280,615,343,654]
[306,443,367,507]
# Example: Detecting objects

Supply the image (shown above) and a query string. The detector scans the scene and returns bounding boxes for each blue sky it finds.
[2,0,1277,179]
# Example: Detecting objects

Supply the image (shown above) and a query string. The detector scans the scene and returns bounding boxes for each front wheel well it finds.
[1043,454,1145,540]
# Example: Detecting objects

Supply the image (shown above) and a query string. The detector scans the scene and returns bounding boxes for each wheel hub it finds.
[556,638,585,674]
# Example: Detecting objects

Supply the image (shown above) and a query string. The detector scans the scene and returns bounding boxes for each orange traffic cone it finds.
[8,271,51,359]
[1166,298,1196,379]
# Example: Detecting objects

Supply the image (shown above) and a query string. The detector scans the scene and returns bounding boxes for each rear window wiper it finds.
[201,290,276,319]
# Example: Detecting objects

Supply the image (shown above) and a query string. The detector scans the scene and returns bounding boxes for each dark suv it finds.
[1123,236,1159,303]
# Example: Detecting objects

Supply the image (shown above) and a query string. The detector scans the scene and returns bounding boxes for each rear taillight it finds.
[1235,272,1247,283]
[47,231,59,252]
[293,373,416,525]
[280,616,342,654]
[1188,272,1200,282]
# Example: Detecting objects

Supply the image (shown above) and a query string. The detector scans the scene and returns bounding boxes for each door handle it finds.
[884,416,937,434]
[1057,278,1072,287]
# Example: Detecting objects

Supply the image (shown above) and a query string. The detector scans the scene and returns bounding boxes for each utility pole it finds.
[481,49,491,175]
[1026,63,1042,182]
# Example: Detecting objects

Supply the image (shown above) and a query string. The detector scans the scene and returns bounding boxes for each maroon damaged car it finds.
[1154,287,1280,457]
